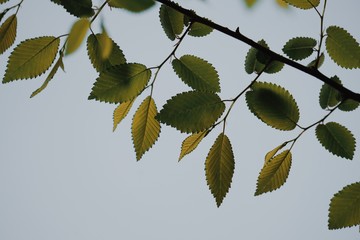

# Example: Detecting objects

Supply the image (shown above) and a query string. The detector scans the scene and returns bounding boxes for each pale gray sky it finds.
[0,0,359,239]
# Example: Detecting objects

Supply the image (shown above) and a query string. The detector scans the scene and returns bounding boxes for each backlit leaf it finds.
[319,76,341,109]
[282,37,316,60]
[159,4,184,41]
[338,99,359,112]
[88,63,151,103]
[255,150,292,196]
[189,22,213,37]
[316,122,356,160]
[66,18,90,55]
[179,130,208,161]
[30,53,64,98]
[3,36,60,83]
[108,0,155,12]
[87,33,126,72]
[113,99,135,132]
[172,55,220,93]
[245,39,283,74]
[328,182,360,229]
[0,14,17,54]
[265,142,288,163]
[132,96,161,160]
[205,133,235,207]
[326,26,360,69]
[57,0,94,17]
[284,0,319,9]
[156,91,225,133]
[246,82,300,131]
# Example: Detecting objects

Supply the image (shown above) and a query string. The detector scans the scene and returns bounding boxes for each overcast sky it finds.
[0,0,359,239]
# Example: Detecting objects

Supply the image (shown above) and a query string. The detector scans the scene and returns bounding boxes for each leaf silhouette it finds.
[157,91,225,133]
[132,96,161,160]
[255,150,292,196]
[3,36,60,83]
[0,14,17,54]
[56,0,94,17]
[205,133,235,207]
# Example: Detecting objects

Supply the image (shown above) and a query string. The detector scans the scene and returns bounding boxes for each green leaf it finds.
[57,0,94,17]
[326,26,360,69]
[88,63,151,103]
[284,0,320,9]
[307,52,325,69]
[316,122,356,160]
[264,142,288,163]
[338,99,359,112]
[132,96,161,160]
[188,22,213,37]
[328,182,360,230]
[113,98,135,132]
[87,33,126,72]
[159,4,184,41]
[65,18,90,55]
[3,36,60,83]
[108,0,155,12]
[282,37,316,60]
[244,39,284,74]
[255,150,292,196]
[179,130,208,161]
[172,55,220,93]
[246,82,300,131]
[205,133,235,207]
[30,53,64,98]
[319,76,341,109]
[0,14,17,55]
[157,91,225,133]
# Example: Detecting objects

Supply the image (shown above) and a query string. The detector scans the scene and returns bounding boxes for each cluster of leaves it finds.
[0,0,359,231]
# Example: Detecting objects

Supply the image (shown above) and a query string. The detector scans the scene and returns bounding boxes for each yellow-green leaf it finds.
[159,4,184,41]
[156,91,225,133]
[205,133,235,207]
[284,0,319,9]
[88,63,151,103]
[255,150,292,196]
[108,0,155,12]
[328,182,360,230]
[246,82,300,131]
[172,55,220,93]
[326,26,360,69]
[264,142,288,163]
[3,36,60,83]
[30,53,64,98]
[179,130,208,161]
[0,14,17,54]
[276,0,288,8]
[132,96,161,161]
[113,99,135,132]
[316,122,356,160]
[87,33,126,72]
[188,22,213,37]
[66,18,90,55]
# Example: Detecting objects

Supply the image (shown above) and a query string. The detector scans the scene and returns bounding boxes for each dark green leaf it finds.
[329,182,360,229]
[89,63,151,103]
[172,55,220,93]
[246,82,300,131]
[189,22,213,37]
[338,99,359,112]
[205,133,235,207]
[316,122,356,160]
[108,0,155,12]
[159,4,184,41]
[57,0,94,17]
[156,91,225,133]
[255,150,292,195]
[319,76,342,109]
[326,26,360,69]
[87,33,126,72]
[282,37,316,60]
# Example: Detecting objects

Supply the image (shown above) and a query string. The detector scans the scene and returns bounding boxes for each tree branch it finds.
[155,0,360,103]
